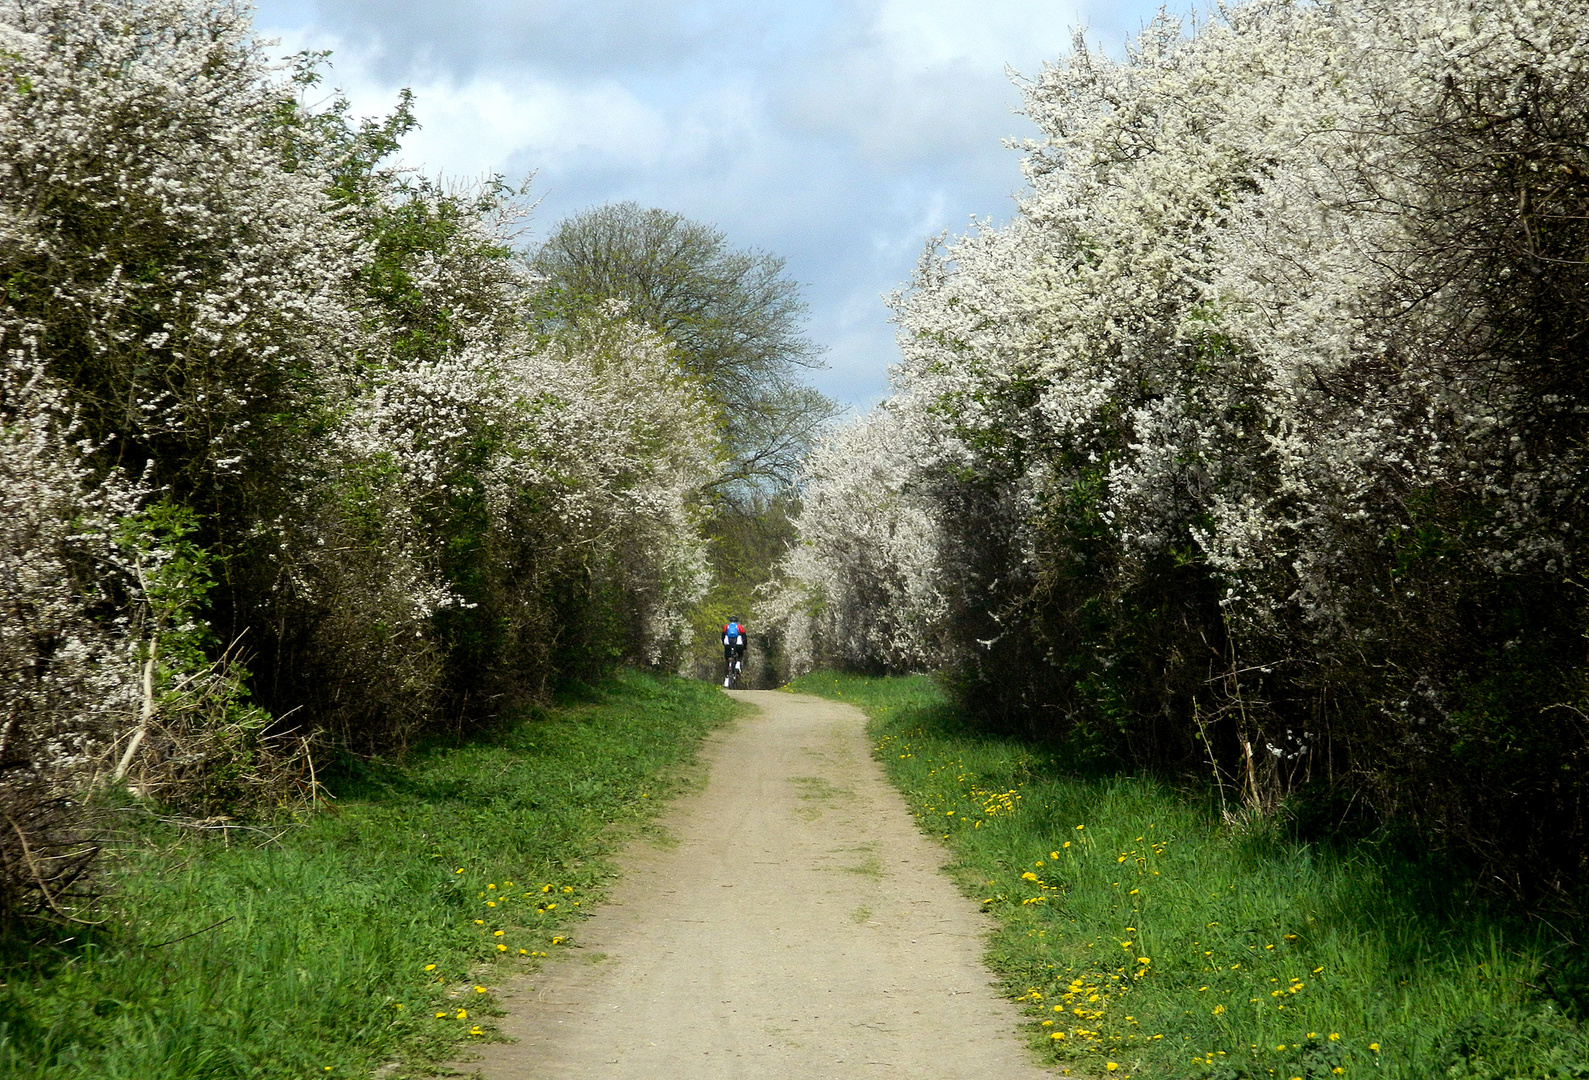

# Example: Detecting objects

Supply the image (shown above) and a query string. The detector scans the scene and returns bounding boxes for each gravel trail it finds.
[451,689,1058,1079]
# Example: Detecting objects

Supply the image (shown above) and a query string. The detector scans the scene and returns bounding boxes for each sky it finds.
[252,0,1184,409]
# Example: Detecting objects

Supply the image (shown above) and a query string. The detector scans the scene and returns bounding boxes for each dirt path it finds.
[450,690,1057,1079]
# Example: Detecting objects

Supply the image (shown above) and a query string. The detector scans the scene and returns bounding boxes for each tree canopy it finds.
[531,202,839,492]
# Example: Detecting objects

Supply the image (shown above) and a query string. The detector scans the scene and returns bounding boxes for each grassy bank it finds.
[789,671,1589,1080]
[1,671,739,1080]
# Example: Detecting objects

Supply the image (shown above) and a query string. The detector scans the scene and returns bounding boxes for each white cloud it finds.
[252,0,1175,406]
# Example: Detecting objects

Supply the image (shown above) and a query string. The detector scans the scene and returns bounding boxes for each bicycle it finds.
[723,654,743,689]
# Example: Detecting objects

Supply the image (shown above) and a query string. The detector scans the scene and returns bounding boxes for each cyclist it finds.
[721,616,747,688]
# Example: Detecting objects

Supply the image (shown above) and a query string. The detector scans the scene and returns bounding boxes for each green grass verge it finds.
[788,671,1589,1080]
[1,670,740,1080]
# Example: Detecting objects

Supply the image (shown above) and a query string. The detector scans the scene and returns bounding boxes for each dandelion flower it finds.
[424,964,436,971]
[1369,1043,1379,1052]
[474,986,488,994]
[494,930,505,937]
[497,944,508,951]
[1106,1064,1118,1072]
[456,1009,468,1020]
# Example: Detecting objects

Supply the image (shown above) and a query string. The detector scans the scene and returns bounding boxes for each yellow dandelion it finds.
[1369,1043,1380,1052]
[497,944,508,952]
[456,1009,468,1020]
[1105,1064,1118,1072]
[494,930,505,937]
[424,964,436,971]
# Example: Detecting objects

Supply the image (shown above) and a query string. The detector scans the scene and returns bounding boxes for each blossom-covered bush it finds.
[765,0,1589,900]
[757,395,946,676]
[0,0,721,926]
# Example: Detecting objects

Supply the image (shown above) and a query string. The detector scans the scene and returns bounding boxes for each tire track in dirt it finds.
[448,690,1059,1079]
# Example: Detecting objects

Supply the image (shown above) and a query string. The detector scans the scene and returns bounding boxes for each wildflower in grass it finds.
[497,944,508,951]
[1329,1033,1340,1041]
[424,964,436,971]
[436,1012,448,1018]
[494,930,505,937]
[1213,1005,1225,1015]
[475,986,488,994]
[1106,1064,1118,1072]
[456,1009,468,1019]
[552,936,564,944]
[1369,1043,1379,1052]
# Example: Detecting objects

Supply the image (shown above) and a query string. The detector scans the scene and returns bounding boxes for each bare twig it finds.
[1,810,103,926]
[143,915,235,950]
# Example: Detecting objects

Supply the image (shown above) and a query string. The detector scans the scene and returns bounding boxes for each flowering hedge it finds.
[763,0,1589,901]
[0,0,718,924]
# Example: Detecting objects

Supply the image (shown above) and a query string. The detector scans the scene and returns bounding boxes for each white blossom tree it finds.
[769,0,1589,896]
